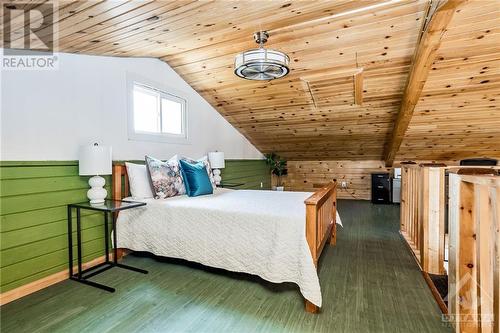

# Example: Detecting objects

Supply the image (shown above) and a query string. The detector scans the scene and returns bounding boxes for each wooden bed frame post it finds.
[112,165,338,314]
[304,182,338,313]
[113,164,127,200]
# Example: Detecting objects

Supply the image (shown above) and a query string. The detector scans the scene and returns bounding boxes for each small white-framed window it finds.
[128,78,188,143]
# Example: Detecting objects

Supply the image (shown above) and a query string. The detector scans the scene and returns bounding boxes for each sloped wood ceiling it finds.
[4,0,498,162]
[395,0,500,161]
[165,0,428,161]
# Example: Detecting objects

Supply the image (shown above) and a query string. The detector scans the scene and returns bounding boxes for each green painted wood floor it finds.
[0,200,451,333]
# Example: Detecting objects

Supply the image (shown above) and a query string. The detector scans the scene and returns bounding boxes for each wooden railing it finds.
[401,165,421,261]
[400,165,499,330]
[447,173,499,332]
[400,164,446,274]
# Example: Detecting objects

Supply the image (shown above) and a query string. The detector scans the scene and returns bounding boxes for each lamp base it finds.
[213,169,222,185]
[87,175,107,204]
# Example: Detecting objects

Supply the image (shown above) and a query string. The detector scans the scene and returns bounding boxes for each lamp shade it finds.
[79,144,112,176]
[208,151,225,169]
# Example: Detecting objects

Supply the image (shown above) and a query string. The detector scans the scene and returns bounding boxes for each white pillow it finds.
[125,162,154,199]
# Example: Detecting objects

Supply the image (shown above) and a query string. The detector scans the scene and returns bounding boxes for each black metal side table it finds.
[67,199,148,292]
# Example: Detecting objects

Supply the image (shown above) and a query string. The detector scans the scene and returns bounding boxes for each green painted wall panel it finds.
[1,214,105,250]
[2,228,105,267]
[0,159,269,293]
[0,184,110,215]
[221,159,270,190]
[1,208,97,232]
[1,237,106,287]
[0,165,79,179]
[1,176,92,197]
[1,250,103,292]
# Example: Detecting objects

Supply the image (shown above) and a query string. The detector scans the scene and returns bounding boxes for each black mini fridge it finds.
[371,173,391,204]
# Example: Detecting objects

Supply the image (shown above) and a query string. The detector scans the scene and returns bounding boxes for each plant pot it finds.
[276,186,284,191]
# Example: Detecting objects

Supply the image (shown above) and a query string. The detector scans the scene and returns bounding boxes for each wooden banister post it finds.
[448,173,499,331]
[420,167,446,275]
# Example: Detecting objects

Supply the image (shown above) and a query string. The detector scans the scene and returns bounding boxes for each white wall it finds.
[0,51,262,161]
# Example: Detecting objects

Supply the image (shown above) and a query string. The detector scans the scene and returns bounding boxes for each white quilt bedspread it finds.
[116,188,341,307]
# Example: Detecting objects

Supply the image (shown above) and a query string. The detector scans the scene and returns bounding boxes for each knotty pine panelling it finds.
[5,0,427,161]
[285,160,390,200]
[395,1,500,161]
[4,0,498,162]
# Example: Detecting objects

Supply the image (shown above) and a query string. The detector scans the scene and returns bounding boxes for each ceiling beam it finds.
[383,0,466,166]
[354,71,364,106]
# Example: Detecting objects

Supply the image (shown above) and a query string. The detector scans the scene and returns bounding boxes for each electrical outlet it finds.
[341,181,348,189]
[260,182,263,188]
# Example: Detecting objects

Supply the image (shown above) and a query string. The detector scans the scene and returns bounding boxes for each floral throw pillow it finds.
[145,155,186,199]
[178,155,216,190]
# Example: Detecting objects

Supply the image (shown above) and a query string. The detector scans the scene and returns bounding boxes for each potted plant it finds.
[265,153,288,191]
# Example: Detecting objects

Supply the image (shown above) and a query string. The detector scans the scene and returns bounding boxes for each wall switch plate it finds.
[341,181,348,189]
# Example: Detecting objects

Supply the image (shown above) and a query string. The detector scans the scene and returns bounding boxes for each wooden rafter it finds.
[384,0,466,166]
[300,67,363,82]
[354,71,363,106]
[301,67,363,108]
[303,80,318,109]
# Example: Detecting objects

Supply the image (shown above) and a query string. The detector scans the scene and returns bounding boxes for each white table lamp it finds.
[208,151,225,185]
[79,143,112,204]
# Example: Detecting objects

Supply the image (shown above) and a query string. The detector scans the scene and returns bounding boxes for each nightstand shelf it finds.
[67,199,148,292]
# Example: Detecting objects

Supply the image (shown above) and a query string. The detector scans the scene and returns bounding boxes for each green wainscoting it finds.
[221,159,270,190]
[0,159,269,293]
[0,161,111,293]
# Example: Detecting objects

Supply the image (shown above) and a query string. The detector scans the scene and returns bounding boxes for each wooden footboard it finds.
[304,182,338,313]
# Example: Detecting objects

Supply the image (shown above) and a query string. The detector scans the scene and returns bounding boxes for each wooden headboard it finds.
[112,164,129,200]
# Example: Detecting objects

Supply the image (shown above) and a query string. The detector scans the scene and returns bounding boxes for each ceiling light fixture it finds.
[234,31,290,81]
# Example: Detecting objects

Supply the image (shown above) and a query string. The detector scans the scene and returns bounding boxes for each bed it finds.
[112,164,338,313]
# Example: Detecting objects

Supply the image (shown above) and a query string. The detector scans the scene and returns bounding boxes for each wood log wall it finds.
[285,160,390,200]
[284,160,466,200]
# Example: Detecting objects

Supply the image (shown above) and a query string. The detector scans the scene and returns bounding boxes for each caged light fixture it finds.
[234,31,290,81]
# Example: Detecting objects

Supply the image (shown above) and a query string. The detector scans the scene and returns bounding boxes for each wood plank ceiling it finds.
[3,0,499,162]
[395,0,500,161]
